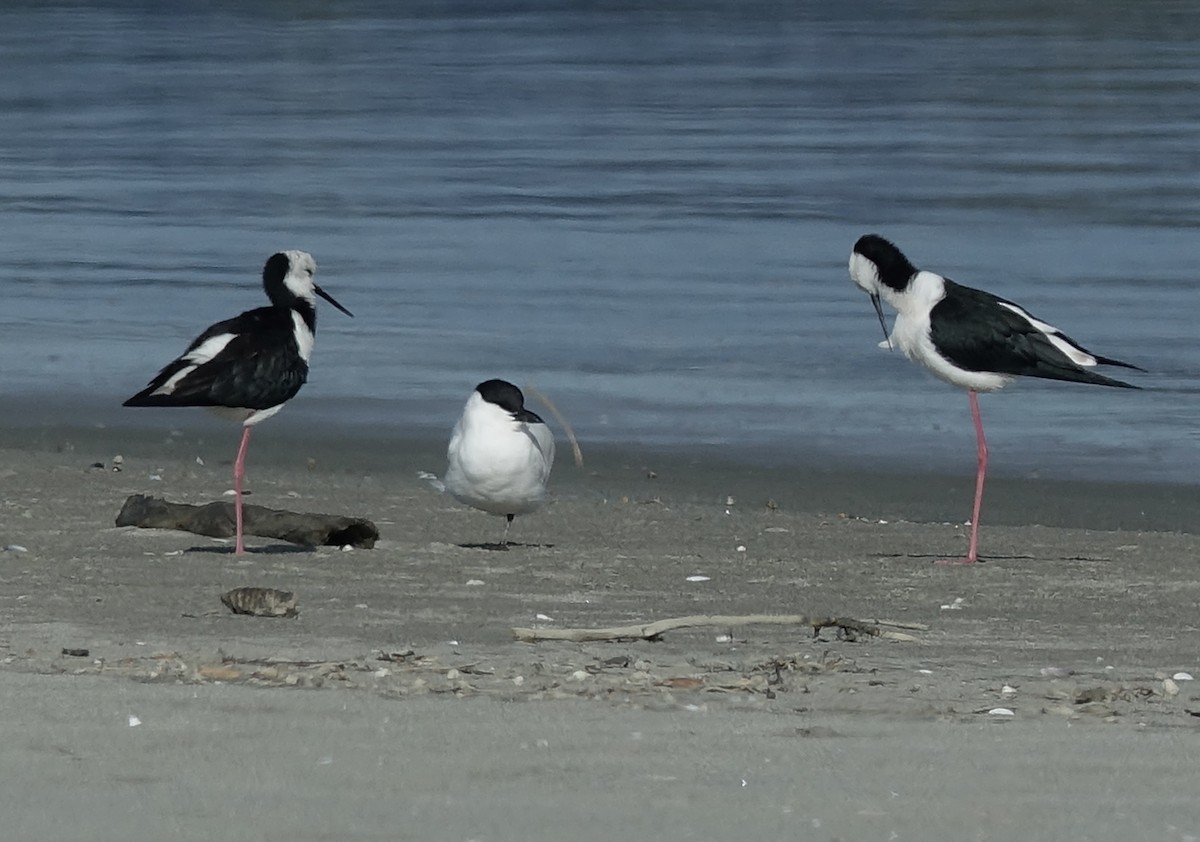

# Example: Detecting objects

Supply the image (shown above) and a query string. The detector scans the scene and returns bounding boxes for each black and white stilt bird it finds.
[848,234,1142,564]
[444,379,555,547]
[123,251,352,554]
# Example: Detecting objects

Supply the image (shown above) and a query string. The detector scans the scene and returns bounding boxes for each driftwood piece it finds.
[511,614,925,643]
[220,587,299,618]
[116,494,379,548]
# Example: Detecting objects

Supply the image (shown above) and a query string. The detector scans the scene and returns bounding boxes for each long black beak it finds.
[870,292,891,349]
[315,284,354,317]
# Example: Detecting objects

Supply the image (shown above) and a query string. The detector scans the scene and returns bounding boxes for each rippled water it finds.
[3,1,1198,482]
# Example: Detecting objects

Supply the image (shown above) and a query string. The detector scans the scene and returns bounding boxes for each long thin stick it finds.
[512,613,924,643]
[525,383,584,468]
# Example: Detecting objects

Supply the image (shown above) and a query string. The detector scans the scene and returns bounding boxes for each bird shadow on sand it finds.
[186,544,316,556]
[457,541,556,552]
[877,552,1108,563]
[875,552,1025,563]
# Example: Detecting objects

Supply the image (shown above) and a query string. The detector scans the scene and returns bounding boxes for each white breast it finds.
[890,273,1013,393]
[291,311,315,363]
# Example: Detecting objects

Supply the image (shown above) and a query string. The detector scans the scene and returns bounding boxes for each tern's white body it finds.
[445,391,555,517]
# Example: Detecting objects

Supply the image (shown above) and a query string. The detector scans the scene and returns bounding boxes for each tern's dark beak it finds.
[870,292,891,349]
[315,284,354,317]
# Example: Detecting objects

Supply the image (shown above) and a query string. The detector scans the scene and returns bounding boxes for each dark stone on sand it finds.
[115,494,379,549]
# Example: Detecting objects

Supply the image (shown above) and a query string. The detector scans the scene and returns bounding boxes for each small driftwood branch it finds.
[511,614,924,643]
[115,494,379,548]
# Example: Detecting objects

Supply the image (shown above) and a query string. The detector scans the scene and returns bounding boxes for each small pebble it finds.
[1163,678,1181,697]
[735,545,746,552]
[194,456,204,466]
[1000,685,1017,699]
[128,715,142,727]
[571,670,589,681]
[512,675,525,686]
[465,579,485,586]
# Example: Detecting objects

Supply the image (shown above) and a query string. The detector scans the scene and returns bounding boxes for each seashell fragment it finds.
[220,587,298,618]
[196,664,243,682]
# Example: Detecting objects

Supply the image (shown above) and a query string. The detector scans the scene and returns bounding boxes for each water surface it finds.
[2,1,1198,482]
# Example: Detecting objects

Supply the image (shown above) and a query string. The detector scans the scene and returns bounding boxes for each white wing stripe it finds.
[996,301,1096,366]
[184,333,236,365]
[153,364,197,395]
[151,333,236,396]
[1045,334,1097,367]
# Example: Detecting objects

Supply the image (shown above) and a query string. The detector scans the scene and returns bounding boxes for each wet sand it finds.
[2,422,1200,841]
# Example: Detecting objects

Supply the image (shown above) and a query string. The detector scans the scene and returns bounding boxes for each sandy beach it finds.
[2,420,1200,841]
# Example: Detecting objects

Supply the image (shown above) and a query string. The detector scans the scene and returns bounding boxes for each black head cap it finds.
[852,234,917,292]
[263,252,291,288]
[476,379,544,424]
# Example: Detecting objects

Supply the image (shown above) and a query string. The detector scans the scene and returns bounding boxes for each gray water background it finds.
[2,1,1199,483]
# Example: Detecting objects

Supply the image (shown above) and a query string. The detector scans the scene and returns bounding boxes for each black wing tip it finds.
[1096,355,1147,374]
[1081,370,1141,389]
[123,396,164,408]
[123,391,199,408]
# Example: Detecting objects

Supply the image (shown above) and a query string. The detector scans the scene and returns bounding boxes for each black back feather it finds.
[929,281,1139,389]
[124,307,309,410]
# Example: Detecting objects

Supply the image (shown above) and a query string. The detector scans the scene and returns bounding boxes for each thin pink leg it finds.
[233,426,253,555]
[937,390,986,565]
